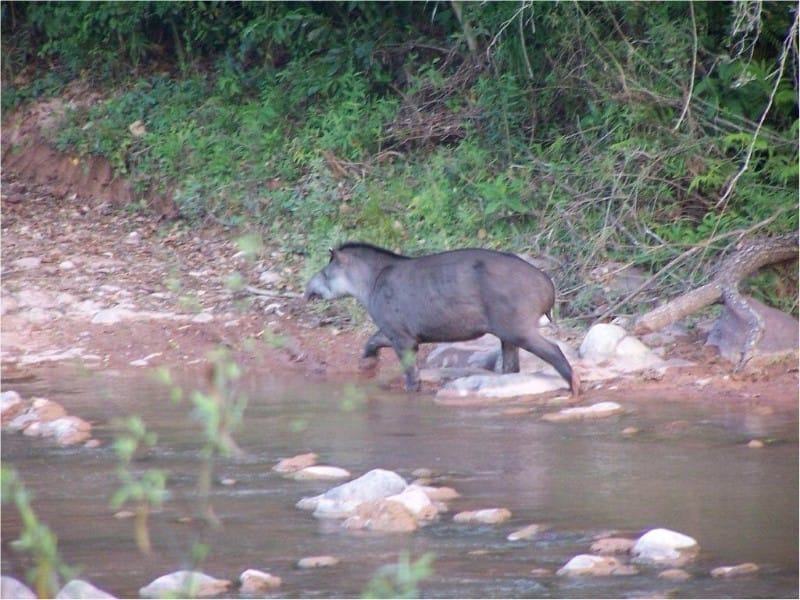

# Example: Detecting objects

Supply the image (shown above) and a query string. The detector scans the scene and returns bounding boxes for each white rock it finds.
[632,528,699,566]
[125,231,141,244]
[16,289,58,309]
[297,556,339,569]
[1,576,36,599]
[541,401,623,422]
[91,306,135,325]
[299,469,407,519]
[13,257,42,270]
[139,571,231,598]
[192,312,214,324]
[56,579,116,599]
[59,260,76,270]
[437,372,568,400]
[507,523,543,541]
[615,336,652,358]
[35,416,92,446]
[580,324,627,361]
[289,466,351,481]
[386,485,438,520]
[238,569,281,593]
[453,508,511,524]
[417,485,460,502]
[342,499,418,533]
[556,554,638,576]
[1,391,26,424]
[710,562,759,578]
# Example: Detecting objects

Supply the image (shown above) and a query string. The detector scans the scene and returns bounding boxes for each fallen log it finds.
[634,233,798,370]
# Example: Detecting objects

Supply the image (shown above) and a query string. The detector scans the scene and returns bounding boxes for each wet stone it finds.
[272,452,318,473]
[1,576,36,599]
[453,508,511,524]
[541,401,623,423]
[658,568,692,581]
[632,528,699,567]
[557,554,638,576]
[590,537,636,555]
[288,465,351,481]
[1,390,26,424]
[418,485,460,502]
[747,439,764,449]
[56,579,116,599]
[139,570,231,598]
[297,556,339,569]
[239,569,281,593]
[711,562,759,578]
[342,499,418,533]
[507,523,545,541]
[529,568,554,578]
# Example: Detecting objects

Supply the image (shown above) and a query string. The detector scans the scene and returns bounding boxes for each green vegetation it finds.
[362,552,435,599]
[110,416,169,555]
[2,1,797,316]
[1,467,75,597]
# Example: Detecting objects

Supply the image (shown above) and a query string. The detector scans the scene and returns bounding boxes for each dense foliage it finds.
[2,1,797,317]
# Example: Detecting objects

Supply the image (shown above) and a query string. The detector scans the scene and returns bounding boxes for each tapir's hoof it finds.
[358,356,379,372]
[404,380,422,393]
[570,371,581,399]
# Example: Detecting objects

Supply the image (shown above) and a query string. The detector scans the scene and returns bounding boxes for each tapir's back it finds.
[372,248,556,342]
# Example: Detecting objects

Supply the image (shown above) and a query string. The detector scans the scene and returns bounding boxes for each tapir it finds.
[304,242,580,396]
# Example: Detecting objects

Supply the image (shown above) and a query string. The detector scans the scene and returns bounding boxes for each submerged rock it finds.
[557,555,638,576]
[139,570,231,598]
[239,569,281,593]
[1,576,36,599]
[6,398,67,432]
[273,452,318,473]
[747,439,765,449]
[385,485,438,521]
[710,563,759,578]
[507,523,544,541]
[24,416,92,446]
[56,579,116,599]
[453,508,511,525]
[297,556,339,569]
[658,568,691,581]
[590,537,636,555]
[529,568,554,578]
[342,499,418,533]
[299,469,408,518]
[438,372,568,400]
[632,528,699,566]
[289,466,351,481]
[541,401,623,423]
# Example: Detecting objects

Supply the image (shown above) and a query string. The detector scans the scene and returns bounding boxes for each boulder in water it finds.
[238,569,281,593]
[453,508,511,524]
[56,579,116,599]
[138,570,231,598]
[298,469,408,518]
[272,452,318,473]
[557,554,638,576]
[1,576,36,599]
[342,499,418,533]
[632,528,699,566]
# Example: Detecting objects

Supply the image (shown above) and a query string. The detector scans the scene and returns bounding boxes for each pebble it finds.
[453,508,511,525]
[114,510,135,519]
[658,568,691,581]
[84,439,101,448]
[507,523,544,541]
[622,426,640,436]
[220,478,237,486]
[13,257,42,270]
[710,562,759,578]
[386,485,438,520]
[747,439,764,449]
[412,468,433,478]
[529,568,554,577]
[272,452,318,473]
[59,260,76,270]
[297,556,339,569]
[1,390,26,424]
[289,466,351,481]
[239,569,281,593]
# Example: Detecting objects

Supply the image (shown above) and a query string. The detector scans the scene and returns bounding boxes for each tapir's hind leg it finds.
[515,331,579,397]
[500,340,520,373]
[360,330,392,371]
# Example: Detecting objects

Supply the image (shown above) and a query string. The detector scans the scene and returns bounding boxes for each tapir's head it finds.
[304,247,359,302]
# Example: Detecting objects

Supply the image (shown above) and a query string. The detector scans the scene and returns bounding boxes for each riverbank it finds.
[2,174,796,410]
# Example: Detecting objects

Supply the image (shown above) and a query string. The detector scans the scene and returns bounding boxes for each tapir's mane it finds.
[337,242,409,259]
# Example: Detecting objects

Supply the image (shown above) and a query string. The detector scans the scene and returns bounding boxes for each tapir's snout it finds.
[304,272,328,301]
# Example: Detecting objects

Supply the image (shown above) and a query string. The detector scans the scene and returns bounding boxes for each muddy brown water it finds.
[2,368,797,598]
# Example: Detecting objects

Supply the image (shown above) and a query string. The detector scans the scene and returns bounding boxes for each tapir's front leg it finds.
[359,330,392,371]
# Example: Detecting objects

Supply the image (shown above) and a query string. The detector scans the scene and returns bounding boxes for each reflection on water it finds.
[2,369,797,598]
